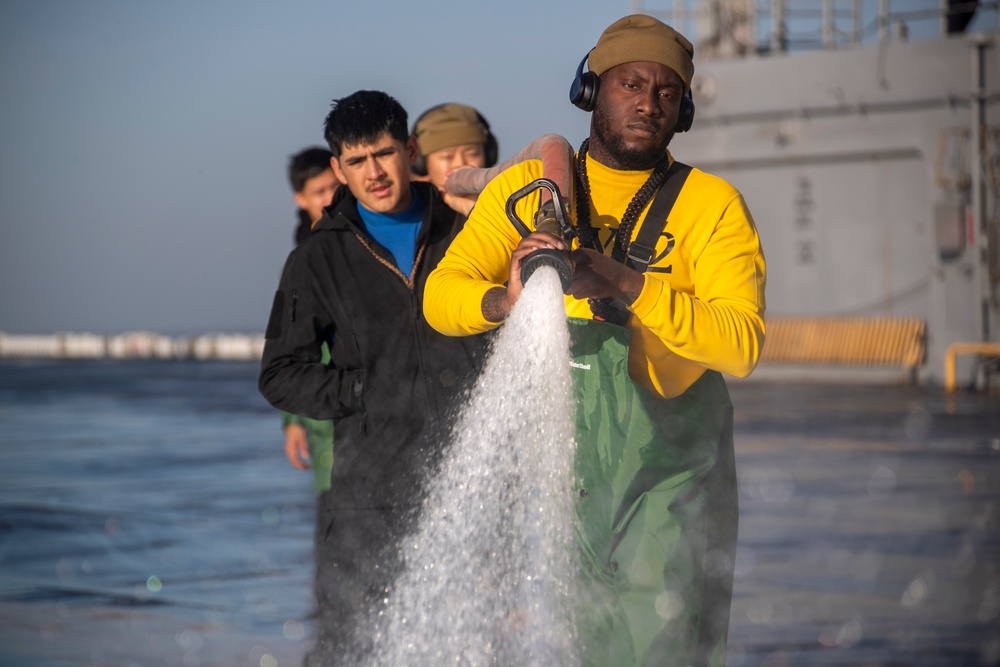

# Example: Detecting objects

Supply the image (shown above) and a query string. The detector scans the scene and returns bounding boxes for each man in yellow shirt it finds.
[423,15,766,667]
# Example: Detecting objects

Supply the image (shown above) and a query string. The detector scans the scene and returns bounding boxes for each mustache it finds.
[366,178,393,192]
[629,119,662,132]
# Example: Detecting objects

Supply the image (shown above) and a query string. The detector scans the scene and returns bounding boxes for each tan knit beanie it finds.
[589,15,695,91]
[413,103,488,157]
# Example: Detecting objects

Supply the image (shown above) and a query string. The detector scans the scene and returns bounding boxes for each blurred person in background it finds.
[281,146,339,496]
[411,102,498,216]
[280,146,339,620]
[290,146,341,246]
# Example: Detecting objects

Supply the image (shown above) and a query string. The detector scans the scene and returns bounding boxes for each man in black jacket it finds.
[259,90,488,665]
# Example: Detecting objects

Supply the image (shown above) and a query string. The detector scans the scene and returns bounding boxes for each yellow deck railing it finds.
[943,342,1000,392]
[759,317,927,370]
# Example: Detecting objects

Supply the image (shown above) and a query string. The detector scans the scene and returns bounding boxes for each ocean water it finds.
[0,359,315,667]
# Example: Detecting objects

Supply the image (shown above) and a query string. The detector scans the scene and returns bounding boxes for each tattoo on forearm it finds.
[482,287,509,323]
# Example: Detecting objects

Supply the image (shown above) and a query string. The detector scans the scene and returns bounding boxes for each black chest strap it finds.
[623,161,692,273]
[589,161,692,326]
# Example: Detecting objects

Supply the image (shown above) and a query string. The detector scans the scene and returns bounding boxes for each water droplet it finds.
[743,467,794,503]
[655,590,686,620]
[703,549,733,578]
[901,577,928,608]
[282,619,305,641]
[176,629,203,650]
[836,618,863,647]
[248,645,272,665]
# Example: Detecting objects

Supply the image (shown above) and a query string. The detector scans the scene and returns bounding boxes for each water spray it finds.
[359,134,582,665]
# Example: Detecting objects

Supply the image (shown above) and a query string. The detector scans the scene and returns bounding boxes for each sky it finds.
[0,0,989,335]
[0,0,621,335]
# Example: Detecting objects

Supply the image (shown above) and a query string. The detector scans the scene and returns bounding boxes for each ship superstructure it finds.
[637,0,1000,387]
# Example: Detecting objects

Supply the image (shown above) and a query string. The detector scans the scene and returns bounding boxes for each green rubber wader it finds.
[568,318,738,667]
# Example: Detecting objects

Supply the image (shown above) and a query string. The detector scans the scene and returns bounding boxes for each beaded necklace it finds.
[573,138,672,263]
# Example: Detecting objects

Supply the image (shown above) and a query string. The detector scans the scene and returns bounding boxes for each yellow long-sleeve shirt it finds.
[424,152,766,399]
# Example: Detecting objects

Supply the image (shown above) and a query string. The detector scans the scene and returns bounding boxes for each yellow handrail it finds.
[759,317,926,368]
[943,342,1000,392]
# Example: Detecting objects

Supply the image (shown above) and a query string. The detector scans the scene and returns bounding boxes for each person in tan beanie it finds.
[586,14,695,92]
[425,14,765,667]
[412,103,498,215]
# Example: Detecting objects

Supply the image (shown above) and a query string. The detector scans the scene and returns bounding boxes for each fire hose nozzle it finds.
[520,247,573,293]
[505,178,575,293]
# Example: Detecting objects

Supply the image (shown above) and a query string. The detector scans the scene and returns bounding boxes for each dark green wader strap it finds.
[569,163,738,667]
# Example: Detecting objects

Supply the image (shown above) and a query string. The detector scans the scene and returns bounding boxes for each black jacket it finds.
[293,208,313,246]
[259,183,488,509]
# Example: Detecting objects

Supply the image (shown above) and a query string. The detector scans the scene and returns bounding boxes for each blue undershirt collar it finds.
[357,187,423,277]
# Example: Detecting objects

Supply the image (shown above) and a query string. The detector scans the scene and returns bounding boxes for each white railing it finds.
[0,332,266,361]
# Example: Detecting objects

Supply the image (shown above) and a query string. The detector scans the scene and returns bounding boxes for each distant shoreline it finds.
[0,332,263,360]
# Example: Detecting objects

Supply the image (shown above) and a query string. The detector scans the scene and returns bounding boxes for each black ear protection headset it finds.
[569,49,695,133]
[411,104,499,176]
